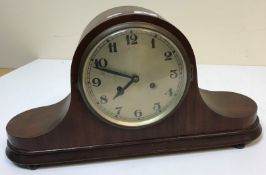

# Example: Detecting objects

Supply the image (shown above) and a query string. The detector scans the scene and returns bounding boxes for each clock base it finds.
[6,118,261,169]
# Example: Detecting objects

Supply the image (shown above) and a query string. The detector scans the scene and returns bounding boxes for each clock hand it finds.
[113,86,125,99]
[113,75,139,99]
[94,66,132,79]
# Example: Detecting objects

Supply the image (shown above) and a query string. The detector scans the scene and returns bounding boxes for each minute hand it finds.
[94,66,132,79]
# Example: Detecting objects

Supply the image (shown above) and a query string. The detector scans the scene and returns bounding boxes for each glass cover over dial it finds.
[81,26,188,127]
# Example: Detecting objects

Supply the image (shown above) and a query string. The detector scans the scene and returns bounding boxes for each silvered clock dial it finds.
[80,24,189,127]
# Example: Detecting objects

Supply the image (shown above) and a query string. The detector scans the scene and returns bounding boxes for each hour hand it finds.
[94,66,132,79]
[113,86,124,99]
[113,75,139,100]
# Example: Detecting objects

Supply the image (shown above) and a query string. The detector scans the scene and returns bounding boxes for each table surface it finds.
[0,59,265,174]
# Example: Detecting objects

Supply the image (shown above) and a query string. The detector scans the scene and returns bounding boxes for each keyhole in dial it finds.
[149,82,156,89]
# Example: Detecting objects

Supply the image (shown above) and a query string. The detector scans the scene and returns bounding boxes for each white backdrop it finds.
[0,0,266,68]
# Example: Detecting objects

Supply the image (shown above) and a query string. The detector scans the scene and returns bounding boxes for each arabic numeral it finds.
[92,78,101,87]
[95,58,108,68]
[165,88,173,96]
[108,42,117,53]
[151,38,155,48]
[170,70,178,79]
[100,95,108,104]
[134,109,142,118]
[126,32,138,45]
[153,102,161,112]
[115,106,122,116]
[164,51,172,61]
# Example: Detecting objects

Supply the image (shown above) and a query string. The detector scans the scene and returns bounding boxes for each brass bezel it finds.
[78,22,191,128]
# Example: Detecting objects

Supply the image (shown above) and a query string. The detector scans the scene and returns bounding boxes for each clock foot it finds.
[27,165,39,170]
[15,164,39,170]
[233,144,245,149]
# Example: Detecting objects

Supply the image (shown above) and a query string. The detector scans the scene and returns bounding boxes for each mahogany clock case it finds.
[5,6,262,168]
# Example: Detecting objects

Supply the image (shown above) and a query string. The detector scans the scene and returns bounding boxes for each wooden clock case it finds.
[6,6,262,168]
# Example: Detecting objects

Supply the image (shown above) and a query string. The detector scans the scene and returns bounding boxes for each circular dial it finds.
[80,26,188,127]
